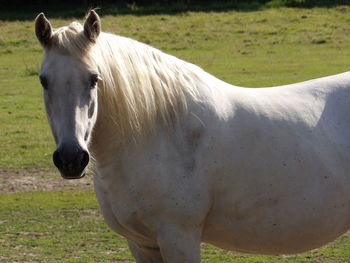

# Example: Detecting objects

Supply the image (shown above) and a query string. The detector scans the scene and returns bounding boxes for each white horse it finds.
[35,11,350,262]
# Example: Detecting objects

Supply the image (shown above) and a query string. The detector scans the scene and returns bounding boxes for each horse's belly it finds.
[203,194,350,254]
[202,165,350,254]
[202,217,350,255]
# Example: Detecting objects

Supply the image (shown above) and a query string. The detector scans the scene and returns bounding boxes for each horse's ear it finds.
[84,10,101,43]
[35,13,53,48]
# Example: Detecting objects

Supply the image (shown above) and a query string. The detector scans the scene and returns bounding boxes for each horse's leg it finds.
[157,224,201,263]
[127,239,164,263]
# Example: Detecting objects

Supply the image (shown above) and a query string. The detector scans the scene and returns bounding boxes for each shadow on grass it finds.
[1,0,350,20]
[1,2,262,21]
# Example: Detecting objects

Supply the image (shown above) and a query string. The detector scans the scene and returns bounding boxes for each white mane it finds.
[50,22,202,139]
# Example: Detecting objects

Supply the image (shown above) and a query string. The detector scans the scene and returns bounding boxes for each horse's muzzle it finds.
[53,144,89,179]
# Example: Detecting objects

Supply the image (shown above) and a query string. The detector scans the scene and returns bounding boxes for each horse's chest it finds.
[93,145,211,243]
[94,176,159,245]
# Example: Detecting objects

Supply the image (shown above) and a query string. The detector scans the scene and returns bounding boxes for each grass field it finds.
[1,6,350,262]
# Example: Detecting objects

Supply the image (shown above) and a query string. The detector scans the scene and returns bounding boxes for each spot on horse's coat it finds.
[183,128,203,172]
[187,129,202,149]
[185,159,196,172]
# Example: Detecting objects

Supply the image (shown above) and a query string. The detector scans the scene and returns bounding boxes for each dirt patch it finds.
[0,168,93,193]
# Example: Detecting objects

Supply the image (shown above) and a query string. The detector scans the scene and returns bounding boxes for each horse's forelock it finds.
[50,22,92,58]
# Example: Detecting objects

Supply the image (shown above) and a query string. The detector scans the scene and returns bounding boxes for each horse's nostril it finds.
[81,150,89,169]
[53,150,63,170]
[53,146,89,178]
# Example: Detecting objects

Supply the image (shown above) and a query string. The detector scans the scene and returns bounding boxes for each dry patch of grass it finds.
[0,168,93,193]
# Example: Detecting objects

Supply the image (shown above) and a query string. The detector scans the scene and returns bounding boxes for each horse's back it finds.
[196,71,350,254]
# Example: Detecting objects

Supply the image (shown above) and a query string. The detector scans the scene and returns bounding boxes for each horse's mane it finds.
[50,22,202,139]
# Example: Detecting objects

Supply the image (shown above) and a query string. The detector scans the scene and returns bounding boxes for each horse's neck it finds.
[88,41,233,165]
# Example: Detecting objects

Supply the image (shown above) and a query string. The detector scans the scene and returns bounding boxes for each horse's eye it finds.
[90,74,101,88]
[40,76,48,90]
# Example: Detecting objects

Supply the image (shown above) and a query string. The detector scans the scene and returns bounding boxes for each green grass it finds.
[2,7,350,262]
[1,190,350,262]
[0,190,133,262]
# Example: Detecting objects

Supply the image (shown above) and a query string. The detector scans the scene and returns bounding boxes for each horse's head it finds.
[35,11,101,179]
